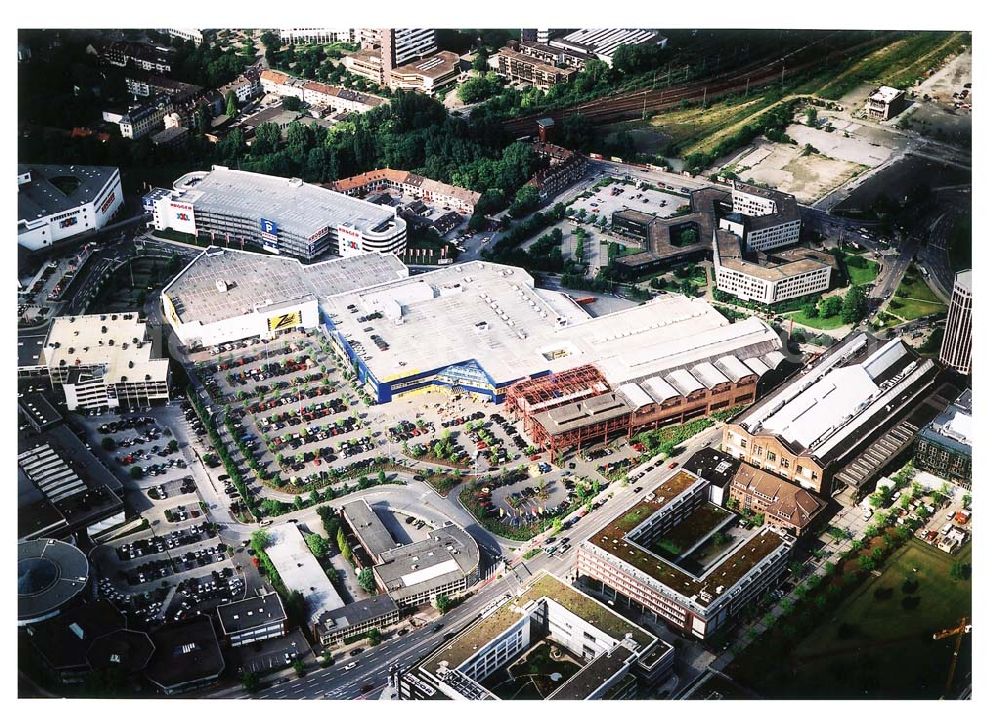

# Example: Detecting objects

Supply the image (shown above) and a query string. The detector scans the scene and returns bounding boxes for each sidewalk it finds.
[710,507,860,672]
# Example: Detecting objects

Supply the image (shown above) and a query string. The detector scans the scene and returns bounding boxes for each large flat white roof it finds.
[740,336,934,459]
[171,166,401,239]
[162,246,408,325]
[266,523,344,622]
[323,262,783,387]
[40,313,169,385]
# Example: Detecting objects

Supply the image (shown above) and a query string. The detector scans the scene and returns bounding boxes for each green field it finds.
[729,540,971,699]
[844,255,880,286]
[888,268,947,320]
[786,310,847,330]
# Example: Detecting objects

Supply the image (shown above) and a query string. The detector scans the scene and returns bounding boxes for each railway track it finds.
[501,32,896,136]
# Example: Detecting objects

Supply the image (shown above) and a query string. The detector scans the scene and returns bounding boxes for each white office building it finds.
[279,28,356,45]
[18,165,124,252]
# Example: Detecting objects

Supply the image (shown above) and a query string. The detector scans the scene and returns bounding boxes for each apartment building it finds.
[98,41,173,73]
[38,312,171,412]
[496,46,576,90]
[218,71,262,105]
[333,168,481,214]
[125,73,202,102]
[261,69,386,114]
[940,269,971,375]
[118,95,175,139]
[528,142,590,198]
[517,40,592,71]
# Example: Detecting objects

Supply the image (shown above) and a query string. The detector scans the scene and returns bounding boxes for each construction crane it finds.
[932,616,971,698]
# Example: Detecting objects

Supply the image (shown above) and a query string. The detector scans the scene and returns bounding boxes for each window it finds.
[766,451,776,462]
[795,465,803,474]
[780,457,789,469]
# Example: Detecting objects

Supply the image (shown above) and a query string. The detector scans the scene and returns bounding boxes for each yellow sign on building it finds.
[267,310,302,332]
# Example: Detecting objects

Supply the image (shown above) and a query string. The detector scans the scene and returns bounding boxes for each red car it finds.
[668,461,679,469]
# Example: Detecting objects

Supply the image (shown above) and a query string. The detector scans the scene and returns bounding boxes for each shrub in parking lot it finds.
[129,466,143,479]
[101,436,116,451]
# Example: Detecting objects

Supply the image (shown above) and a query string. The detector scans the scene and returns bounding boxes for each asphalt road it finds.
[241,424,724,700]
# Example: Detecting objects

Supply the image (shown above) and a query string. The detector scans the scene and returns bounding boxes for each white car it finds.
[344,662,358,671]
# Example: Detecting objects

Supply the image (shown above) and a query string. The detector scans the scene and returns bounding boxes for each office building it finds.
[340,500,481,607]
[25,600,153,684]
[18,424,125,541]
[915,389,972,488]
[865,86,905,121]
[577,468,794,639]
[216,593,288,647]
[17,538,90,626]
[550,29,666,67]
[264,524,345,623]
[279,28,356,45]
[722,182,801,252]
[145,616,224,695]
[162,28,209,45]
[388,51,461,94]
[149,166,407,260]
[940,269,971,375]
[722,333,944,497]
[314,595,400,646]
[17,164,123,252]
[39,313,170,412]
[496,46,576,90]
[713,229,833,304]
[399,573,674,700]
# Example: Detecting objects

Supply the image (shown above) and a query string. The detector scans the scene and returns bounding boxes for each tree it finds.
[551,519,563,535]
[367,628,382,646]
[509,184,541,218]
[804,106,818,127]
[841,286,868,324]
[358,567,376,594]
[305,533,330,559]
[961,493,971,509]
[129,466,143,479]
[435,593,454,613]
[225,90,238,117]
[101,436,116,451]
[292,659,306,677]
[679,228,698,246]
[251,529,272,552]
[336,526,353,563]
[241,671,261,692]
[818,295,843,319]
[473,46,489,75]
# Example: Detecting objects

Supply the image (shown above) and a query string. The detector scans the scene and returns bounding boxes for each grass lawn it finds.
[888,269,947,320]
[652,503,731,560]
[730,540,971,699]
[786,310,846,330]
[844,256,880,286]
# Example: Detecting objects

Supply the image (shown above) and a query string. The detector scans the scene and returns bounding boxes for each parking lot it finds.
[565,178,690,227]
